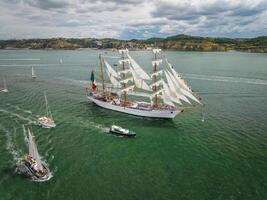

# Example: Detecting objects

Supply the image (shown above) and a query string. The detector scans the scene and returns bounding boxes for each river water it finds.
[0,50,266,200]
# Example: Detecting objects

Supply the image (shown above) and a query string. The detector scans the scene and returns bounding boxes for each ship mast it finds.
[99,53,105,94]
[122,51,127,106]
[152,51,160,107]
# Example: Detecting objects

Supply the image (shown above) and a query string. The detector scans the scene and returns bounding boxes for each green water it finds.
[0,50,267,200]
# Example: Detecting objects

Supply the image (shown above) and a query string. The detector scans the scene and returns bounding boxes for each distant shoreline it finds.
[1,34,266,53]
[1,48,265,54]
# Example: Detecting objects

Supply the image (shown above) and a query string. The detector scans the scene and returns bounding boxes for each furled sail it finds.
[150,70,163,78]
[119,49,129,54]
[150,79,163,88]
[121,85,135,93]
[104,59,119,78]
[120,77,133,84]
[28,128,43,171]
[118,59,130,65]
[152,59,163,66]
[130,66,151,91]
[153,48,162,54]
[127,54,151,80]
[117,69,131,76]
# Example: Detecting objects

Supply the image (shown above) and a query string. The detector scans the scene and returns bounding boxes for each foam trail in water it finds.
[57,77,90,87]
[7,104,33,115]
[5,128,21,165]
[0,108,36,125]
[0,63,81,67]
[22,125,28,143]
[184,73,267,86]
[0,58,40,61]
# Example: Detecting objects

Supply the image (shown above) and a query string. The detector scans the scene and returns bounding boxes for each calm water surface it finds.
[0,50,266,200]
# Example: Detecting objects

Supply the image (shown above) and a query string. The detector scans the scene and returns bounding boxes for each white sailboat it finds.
[37,92,56,128]
[31,66,37,79]
[86,49,204,119]
[1,77,8,93]
[22,127,50,181]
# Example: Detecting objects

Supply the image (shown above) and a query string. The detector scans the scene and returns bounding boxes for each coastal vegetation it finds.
[0,34,266,53]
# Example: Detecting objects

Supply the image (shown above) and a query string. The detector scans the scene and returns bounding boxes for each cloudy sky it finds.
[0,0,267,39]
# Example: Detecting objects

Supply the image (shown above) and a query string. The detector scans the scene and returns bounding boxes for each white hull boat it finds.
[37,116,56,128]
[19,128,51,181]
[87,92,180,119]
[38,92,56,128]
[86,49,204,119]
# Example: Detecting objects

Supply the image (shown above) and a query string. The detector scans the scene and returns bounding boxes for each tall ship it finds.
[86,49,204,119]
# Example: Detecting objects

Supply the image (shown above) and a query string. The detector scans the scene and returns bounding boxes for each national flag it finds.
[90,71,97,91]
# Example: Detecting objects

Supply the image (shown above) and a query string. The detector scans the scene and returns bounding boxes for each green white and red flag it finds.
[90,71,97,91]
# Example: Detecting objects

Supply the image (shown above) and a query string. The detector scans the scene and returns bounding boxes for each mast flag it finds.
[90,71,97,91]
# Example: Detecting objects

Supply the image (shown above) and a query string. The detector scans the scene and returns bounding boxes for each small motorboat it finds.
[109,125,136,137]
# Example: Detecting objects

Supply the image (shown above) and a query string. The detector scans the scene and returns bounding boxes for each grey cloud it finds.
[151,0,267,21]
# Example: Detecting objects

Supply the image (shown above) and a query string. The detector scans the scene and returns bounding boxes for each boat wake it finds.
[83,120,109,133]
[57,77,90,87]
[6,104,33,115]
[184,73,267,86]
[0,107,36,125]
[3,127,22,167]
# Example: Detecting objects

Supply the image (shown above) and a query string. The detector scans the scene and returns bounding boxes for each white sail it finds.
[130,66,151,91]
[44,92,53,120]
[165,70,191,104]
[166,59,193,92]
[162,89,175,107]
[150,70,163,78]
[162,81,182,105]
[168,70,201,104]
[153,48,162,54]
[31,66,36,78]
[127,54,151,80]
[2,78,8,92]
[104,59,119,78]
[44,92,53,119]
[152,59,163,66]
[103,68,120,87]
[28,128,43,171]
